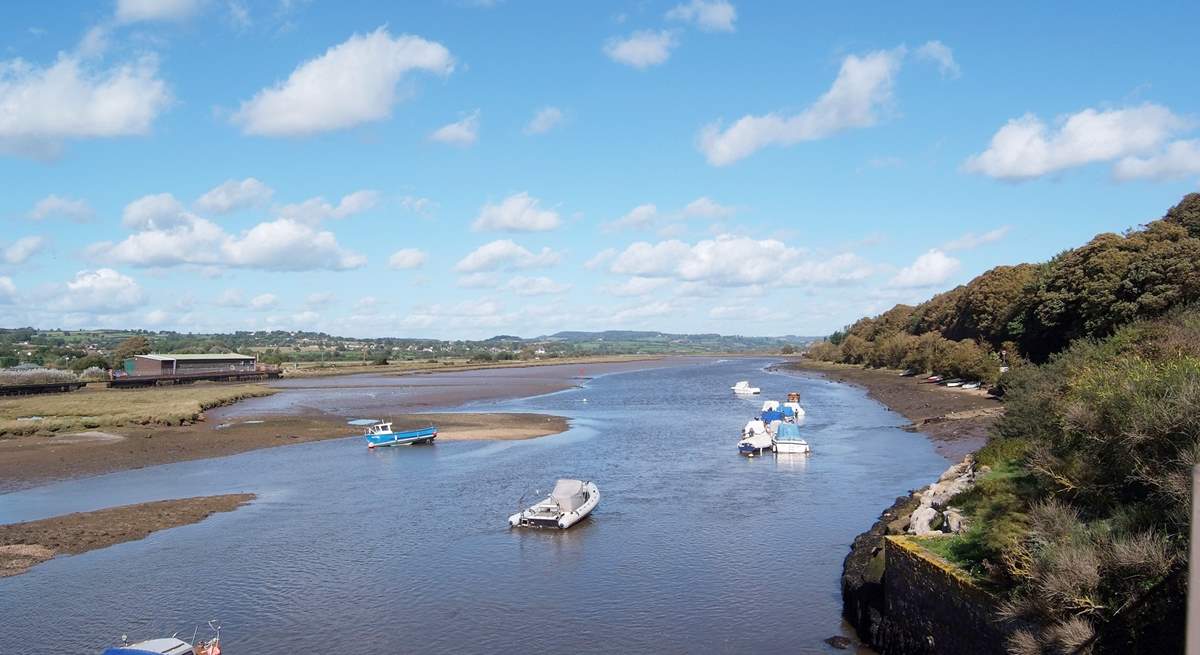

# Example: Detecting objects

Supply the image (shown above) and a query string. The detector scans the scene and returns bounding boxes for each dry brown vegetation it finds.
[0,384,276,437]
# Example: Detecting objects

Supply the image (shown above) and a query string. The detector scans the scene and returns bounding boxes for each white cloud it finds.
[388,248,427,269]
[275,190,379,224]
[472,192,561,232]
[964,104,1190,181]
[216,289,246,307]
[1113,139,1200,181]
[92,215,366,272]
[305,291,335,306]
[524,106,564,135]
[682,196,735,218]
[607,203,659,231]
[456,272,500,288]
[942,226,1011,251]
[233,27,454,136]
[915,40,960,78]
[0,276,16,303]
[665,0,736,32]
[611,235,873,288]
[144,308,170,325]
[888,249,960,288]
[603,30,677,69]
[584,248,617,270]
[116,0,203,23]
[55,268,144,313]
[250,293,278,310]
[122,193,191,230]
[698,47,905,166]
[454,239,561,273]
[3,236,47,264]
[429,109,480,146]
[505,275,571,296]
[604,276,671,297]
[195,177,274,214]
[28,194,93,221]
[400,195,436,215]
[0,53,170,156]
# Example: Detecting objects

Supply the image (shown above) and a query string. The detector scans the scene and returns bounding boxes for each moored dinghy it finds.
[737,418,773,456]
[509,479,600,529]
[773,421,811,454]
[364,421,438,448]
[731,380,761,395]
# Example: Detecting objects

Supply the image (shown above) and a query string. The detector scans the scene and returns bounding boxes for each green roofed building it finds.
[124,353,258,376]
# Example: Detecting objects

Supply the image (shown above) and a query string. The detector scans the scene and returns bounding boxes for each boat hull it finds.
[365,426,438,448]
[773,440,811,454]
[508,482,600,529]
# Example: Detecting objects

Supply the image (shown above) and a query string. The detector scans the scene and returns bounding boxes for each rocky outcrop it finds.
[843,456,1009,653]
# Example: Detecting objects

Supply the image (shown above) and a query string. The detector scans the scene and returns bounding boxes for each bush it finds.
[79,366,110,381]
[0,367,79,386]
[805,340,840,361]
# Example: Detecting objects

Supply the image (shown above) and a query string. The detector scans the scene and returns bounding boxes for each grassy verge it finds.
[0,384,277,437]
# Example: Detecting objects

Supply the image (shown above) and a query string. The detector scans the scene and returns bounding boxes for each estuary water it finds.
[0,358,947,654]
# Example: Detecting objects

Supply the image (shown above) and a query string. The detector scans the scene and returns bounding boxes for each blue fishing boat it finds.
[364,421,438,448]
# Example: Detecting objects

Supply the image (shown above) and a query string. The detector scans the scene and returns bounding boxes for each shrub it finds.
[79,366,110,381]
[0,367,79,386]
[805,340,841,361]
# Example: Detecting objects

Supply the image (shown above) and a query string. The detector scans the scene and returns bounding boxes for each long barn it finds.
[125,353,258,377]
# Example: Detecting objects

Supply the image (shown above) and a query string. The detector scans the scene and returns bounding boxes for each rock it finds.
[908,506,940,535]
[824,635,853,649]
[944,507,966,533]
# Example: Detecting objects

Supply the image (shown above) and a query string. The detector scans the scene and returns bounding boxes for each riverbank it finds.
[279,354,664,378]
[779,359,1001,461]
[0,412,568,493]
[0,494,254,578]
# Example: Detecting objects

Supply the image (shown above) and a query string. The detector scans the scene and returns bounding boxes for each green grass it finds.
[0,384,277,437]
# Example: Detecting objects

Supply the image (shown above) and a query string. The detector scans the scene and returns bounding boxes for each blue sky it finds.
[1,1,1198,339]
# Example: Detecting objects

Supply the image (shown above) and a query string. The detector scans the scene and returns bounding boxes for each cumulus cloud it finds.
[250,293,278,310]
[216,288,246,307]
[604,276,672,297]
[682,196,735,218]
[505,275,571,296]
[233,27,454,136]
[610,235,873,287]
[388,248,427,269]
[665,0,736,32]
[698,47,905,166]
[524,106,564,135]
[915,40,959,78]
[27,194,93,222]
[608,203,659,230]
[275,190,379,224]
[454,239,561,273]
[456,272,500,288]
[122,193,191,230]
[942,226,1011,251]
[54,268,144,313]
[1113,139,1200,181]
[606,196,735,231]
[92,215,366,272]
[603,30,677,69]
[964,104,1190,181]
[400,195,436,215]
[888,249,960,288]
[429,109,480,146]
[0,53,170,157]
[0,276,15,303]
[305,291,335,307]
[195,177,274,214]
[584,248,617,270]
[3,236,47,264]
[116,0,203,23]
[472,192,560,232]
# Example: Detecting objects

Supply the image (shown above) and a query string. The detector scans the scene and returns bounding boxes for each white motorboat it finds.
[731,380,761,395]
[103,621,221,655]
[783,392,806,422]
[738,418,773,456]
[773,422,811,454]
[509,479,599,529]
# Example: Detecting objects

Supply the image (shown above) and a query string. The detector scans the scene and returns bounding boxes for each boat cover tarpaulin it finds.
[781,406,795,417]
[761,409,783,423]
[777,423,802,438]
[552,479,587,512]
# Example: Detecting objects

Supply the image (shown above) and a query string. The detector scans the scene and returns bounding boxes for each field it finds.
[0,384,277,437]
[279,353,664,378]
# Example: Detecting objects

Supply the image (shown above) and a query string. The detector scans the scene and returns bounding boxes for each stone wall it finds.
[872,536,1013,655]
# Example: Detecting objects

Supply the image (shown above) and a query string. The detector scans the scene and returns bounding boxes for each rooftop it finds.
[137,353,256,361]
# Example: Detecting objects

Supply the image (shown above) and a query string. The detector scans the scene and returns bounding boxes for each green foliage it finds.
[805,340,841,361]
[780,344,796,354]
[113,335,152,362]
[69,354,110,372]
[838,334,870,364]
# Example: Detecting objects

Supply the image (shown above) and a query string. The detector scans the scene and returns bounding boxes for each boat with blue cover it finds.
[363,421,438,448]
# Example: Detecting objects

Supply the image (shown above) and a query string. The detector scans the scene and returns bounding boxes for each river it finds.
[0,357,947,654]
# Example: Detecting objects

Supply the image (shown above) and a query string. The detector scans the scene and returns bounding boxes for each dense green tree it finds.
[113,335,152,362]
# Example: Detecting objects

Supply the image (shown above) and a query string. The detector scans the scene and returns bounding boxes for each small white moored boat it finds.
[731,380,761,395]
[738,418,773,456]
[509,479,599,529]
[773,422,811,454]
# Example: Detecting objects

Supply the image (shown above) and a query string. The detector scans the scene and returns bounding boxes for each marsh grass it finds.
[0,384,276,437]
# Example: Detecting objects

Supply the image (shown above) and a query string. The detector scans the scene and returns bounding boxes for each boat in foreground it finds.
[738,418,773,456]
[509,479,599,529]
[731,380,761,395]
[364,421,438,448]
[102,621,221,655]
[773,422,811,454]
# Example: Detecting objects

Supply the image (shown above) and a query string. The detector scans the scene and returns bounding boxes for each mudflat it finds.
[782,359,1001,461]
[0,412,566,493]
[0,494,255,578]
